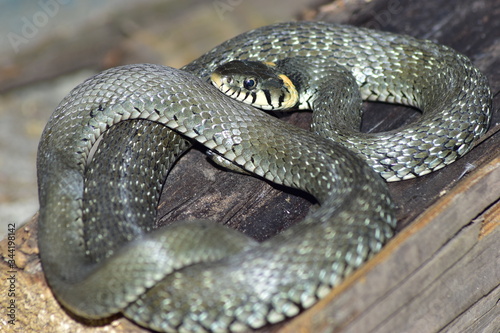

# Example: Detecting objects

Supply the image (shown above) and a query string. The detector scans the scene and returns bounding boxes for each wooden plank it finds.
[441,203,500,333]
[443,284,500,333]
[275,156,500,332]
[373,205,500,332]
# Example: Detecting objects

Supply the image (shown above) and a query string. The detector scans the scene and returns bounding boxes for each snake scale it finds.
[37,22,491,332]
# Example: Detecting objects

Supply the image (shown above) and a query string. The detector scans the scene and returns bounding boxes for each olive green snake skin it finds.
[37,22,492,332]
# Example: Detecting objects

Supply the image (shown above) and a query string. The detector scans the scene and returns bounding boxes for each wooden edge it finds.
[278,155,500,332]
[440,202,500,332]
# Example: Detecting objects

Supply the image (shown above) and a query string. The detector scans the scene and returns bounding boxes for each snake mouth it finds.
[210,72,239,99]
[210,72,245,103]
[210,72,223,88]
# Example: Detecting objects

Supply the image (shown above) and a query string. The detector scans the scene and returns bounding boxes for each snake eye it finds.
[243,78,257,90]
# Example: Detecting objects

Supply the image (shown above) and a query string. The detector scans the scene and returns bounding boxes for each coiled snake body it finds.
[37,22,491,332]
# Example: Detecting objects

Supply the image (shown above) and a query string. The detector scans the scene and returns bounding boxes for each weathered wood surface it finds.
[274,156,500,333]
[1,0,498,332]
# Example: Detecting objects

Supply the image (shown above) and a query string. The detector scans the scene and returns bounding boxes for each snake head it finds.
[211,60,298,110]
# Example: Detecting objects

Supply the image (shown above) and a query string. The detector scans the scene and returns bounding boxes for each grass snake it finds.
[36,21,492,332]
